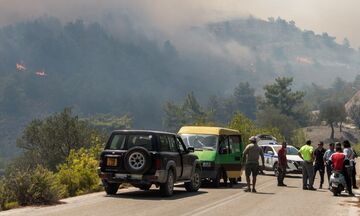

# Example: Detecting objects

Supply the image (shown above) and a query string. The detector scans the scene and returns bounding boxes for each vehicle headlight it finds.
[202,162,212,167]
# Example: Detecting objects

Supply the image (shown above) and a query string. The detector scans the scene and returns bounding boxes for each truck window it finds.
[219,136,230,154]
[229,135,240,153]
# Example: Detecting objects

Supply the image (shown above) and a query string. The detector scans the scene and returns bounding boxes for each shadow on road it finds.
[107,188,208,200]
[253,192,275,195]
[199,182,247,189]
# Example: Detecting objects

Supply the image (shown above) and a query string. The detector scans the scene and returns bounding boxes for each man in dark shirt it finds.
[277,142,287,186]
[313,141,326,189]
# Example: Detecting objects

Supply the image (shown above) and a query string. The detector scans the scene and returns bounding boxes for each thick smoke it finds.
[0,0,359,47]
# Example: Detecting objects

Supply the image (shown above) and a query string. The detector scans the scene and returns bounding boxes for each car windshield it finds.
[273,146,299,155]
[180,134,218,150]
[107,134,153,151]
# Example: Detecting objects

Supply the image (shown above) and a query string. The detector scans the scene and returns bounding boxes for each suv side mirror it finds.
[187,147,194,152]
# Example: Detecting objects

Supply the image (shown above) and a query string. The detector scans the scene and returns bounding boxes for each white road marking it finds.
[181,181,274,216]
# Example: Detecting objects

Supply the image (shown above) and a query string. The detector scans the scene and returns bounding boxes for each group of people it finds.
[242,136,358,195]
[299,140,357,195]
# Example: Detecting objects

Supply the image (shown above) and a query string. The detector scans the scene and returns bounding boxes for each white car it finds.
[256,134,278,145]
[260,144,303,176]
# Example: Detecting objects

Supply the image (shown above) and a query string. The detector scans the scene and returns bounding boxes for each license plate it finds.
[115,174,142,180]
[106,157,118,166]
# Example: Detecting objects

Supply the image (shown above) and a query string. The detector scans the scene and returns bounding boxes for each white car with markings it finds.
[260,144,303,176]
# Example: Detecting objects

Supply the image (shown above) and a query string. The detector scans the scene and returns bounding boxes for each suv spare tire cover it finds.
[124,147,152,174]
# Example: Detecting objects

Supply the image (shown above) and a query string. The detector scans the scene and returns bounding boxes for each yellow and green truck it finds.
[178,126,244,187]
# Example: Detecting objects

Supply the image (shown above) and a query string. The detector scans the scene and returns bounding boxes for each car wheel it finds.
[211,169,221,188]
[273,163,279,177]
[185,168,201,192]
[124,147,151,174]
[104,183,120,195]
[160,169,175,196]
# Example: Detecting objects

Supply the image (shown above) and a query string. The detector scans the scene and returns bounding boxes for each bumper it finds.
[98,169,168,184]
[201,169,217,179]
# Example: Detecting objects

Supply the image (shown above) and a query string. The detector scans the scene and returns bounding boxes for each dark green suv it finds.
[98,130,202,196]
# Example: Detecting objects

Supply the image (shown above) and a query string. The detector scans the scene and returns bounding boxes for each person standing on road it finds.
[313,141,326,189]
[352,149,358,189]
[343,140,357,189]
[298,140,316,190]
[277,141,287,187]
[329,142,353,196]
[243,136,265,193]
[323,143,335,189]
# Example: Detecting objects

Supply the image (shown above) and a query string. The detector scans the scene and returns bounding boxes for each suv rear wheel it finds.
[104,183,120,195]
[185,167,201,192]
[160,170,174,196]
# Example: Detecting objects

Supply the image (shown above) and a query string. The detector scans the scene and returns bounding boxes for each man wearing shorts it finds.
[243,136,265,193]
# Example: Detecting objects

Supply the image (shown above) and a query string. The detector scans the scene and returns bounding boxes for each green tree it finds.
[256,107,298,141]
[233,82,257,119]
[319,101,346,140]
[348,104,360,129]
[16,108,103,171]
[229,113,284,144]
[83,114,132,134]
[263,77,305,117]
[163,92,207,131]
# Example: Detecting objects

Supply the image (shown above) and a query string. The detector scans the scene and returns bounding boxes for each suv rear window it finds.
[107,134,154,151]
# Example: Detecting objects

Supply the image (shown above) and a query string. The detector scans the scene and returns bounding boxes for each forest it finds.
[1,15,360,164]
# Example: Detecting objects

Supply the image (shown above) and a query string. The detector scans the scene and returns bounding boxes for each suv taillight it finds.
[154,158,161,169]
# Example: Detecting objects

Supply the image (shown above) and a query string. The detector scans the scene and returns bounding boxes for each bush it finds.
[4,166,66,206]
[290,129,306,148]
[0,178,6,210]
[56,145,102,197]
[229,112,284,144]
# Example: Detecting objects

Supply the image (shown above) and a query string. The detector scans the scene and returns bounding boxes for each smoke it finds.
[1,0,359,47]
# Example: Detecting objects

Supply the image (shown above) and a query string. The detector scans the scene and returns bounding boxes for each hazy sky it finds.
[0,0,359,47]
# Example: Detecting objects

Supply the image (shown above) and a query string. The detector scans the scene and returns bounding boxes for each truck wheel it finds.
[124,147,151,174]
[185,168,201,192]
[104,183,120,195]
[211,169,221,188]
[229,178,238,185]
[160,170,175,196]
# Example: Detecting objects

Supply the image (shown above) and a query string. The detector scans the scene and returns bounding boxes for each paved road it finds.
[1,172,359,216]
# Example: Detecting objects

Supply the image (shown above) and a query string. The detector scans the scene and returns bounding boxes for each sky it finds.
[0,0,359,47]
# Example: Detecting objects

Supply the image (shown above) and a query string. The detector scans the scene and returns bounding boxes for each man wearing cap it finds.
[298,140,316,190]
[243,136,265,193]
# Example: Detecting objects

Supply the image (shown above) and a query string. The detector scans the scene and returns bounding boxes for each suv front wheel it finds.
[160,170,174,196]
[185,167,201,192]
[104,182,120,195]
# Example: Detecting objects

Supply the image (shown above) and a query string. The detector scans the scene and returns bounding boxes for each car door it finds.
[176,136,192,179]
[159,134,182,179]
[167,135,183,178]
[264,146,274,168]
